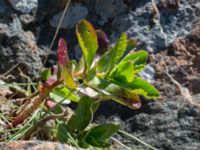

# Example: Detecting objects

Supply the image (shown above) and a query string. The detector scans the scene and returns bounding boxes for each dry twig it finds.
[162,60,200,108]
[43,0,71,66]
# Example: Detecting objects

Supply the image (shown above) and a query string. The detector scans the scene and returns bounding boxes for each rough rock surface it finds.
[139,64,155,84]
[0,141,77,150]
[95,0,127,25]
[110,0,200,51]
[50,3,88,29]
[0,15,44,80]
[155,21,200,95]
[8,0,38,13]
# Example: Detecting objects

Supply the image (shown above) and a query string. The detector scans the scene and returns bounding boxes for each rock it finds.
[0,80,12,97]
[154,21,200,95]
[111,0,200,51]
[95,0,127,25]
[50,3,88,29]
[0,1,6,15]
[8,0,38,13]
[139,64,155,84]
[0,15,44,80]
[0,141,78,150]
[96,98,200,150]
[20,14,35,25]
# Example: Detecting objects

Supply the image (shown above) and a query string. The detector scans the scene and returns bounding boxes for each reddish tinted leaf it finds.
[122,91,141,109]
[96,30,110,52]
[12,114,25,127]
[43,75,58,87]
[46,76,57,86]
[46,99,63,114]
[57,38,70,65]
[132,102,141,109]
[51,65,58,75]
[46,99,56,109]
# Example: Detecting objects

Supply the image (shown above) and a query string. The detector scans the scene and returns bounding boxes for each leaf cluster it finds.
[40,19,160,148]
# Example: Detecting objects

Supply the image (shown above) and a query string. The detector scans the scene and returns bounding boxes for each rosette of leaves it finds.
[40,19,160,148]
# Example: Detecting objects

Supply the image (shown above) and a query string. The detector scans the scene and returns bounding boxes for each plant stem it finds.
[11,81,61,127]
[43,0,71,66]
[8,109,41,141]
[110,137,132,150]
[118,130,158,150]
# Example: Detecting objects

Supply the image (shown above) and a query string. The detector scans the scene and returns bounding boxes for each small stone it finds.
[20,14,35,25]
[8,0,38,13]
[0,80,12,97]
[50,3,88,29]
[139,64,156,84]
[95,0,127,24]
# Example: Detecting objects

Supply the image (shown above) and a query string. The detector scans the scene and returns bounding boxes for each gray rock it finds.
[20,14,35,25]
[111,0,200,51]
[0,15,44,80]
[0,141,78,150]
[95,0,127,25]
[50,3,88,29]
[0,1,6,15]
[96,97,200,150]
[139,64,155,84]
[8,0,38,13]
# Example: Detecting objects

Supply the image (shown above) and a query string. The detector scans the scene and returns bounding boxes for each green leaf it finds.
[67,96,94,132]
[51,86,80,103]
[130,77,160,98]
[113,76,160,99]
[120,50,148,74]
[66,114,77,133]
[85,67,96,82]
[101,83,141,109]
[57,122,70,143]
[96,50,112,77]
[85,123,120,148]
[76,96,94,131]
[40,68,51,81]
[122,50,148,65]
[88,77,141,109]
[50,92,70,104]
[62,65,78,89]
[106,33,127,76]
[109,61,134,83]
[74,56,85,78]
[76,19,98,70]
[96,33,127,77]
